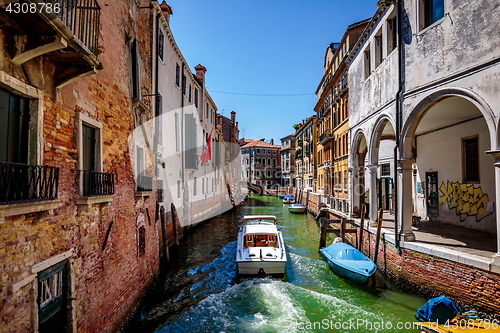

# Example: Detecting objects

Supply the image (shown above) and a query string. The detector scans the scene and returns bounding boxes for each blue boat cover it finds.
[283,194,295,200]
[416,295,461,323]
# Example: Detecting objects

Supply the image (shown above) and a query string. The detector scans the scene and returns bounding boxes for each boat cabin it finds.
[244,234,279,248]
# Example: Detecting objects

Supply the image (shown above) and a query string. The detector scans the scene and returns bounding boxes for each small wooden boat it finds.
[236,215,287,277]
[288,203,306,214]
[319,239,376,283]
[283,194,295,204]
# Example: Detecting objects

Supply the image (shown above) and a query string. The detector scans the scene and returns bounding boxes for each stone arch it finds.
[369,114,397,166]
[401,87,496,159]
[351,128,369,168]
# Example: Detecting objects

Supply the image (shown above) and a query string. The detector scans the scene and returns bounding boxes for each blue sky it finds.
[167,0,378,144]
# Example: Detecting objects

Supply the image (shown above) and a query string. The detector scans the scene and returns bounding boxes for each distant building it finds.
[314,19,368,210]
[240,139,281,189]
[280,134,296,187]
[294,117,317,191]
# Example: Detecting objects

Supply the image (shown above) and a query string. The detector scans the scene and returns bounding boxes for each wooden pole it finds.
[373,209,384,264]
[306,190,309,210]
[358,204,366,251]
[319,217,327,249]
[340,217,346,242]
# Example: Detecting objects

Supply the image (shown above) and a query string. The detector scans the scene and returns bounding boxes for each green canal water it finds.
[127,195,425,332]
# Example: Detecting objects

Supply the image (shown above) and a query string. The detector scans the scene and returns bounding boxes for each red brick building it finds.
[0,1,160,332]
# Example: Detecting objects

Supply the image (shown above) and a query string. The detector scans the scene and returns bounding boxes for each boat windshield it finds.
[244,234,279,248]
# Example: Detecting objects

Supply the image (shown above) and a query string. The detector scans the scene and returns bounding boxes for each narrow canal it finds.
[125,195,425,332]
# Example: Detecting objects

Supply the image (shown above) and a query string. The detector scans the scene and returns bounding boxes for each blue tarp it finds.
[283,194,295,200]
[416,295,461,323]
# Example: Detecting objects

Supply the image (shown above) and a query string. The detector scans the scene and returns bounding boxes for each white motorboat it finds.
[236,215,287,277]
[288,203,306,214]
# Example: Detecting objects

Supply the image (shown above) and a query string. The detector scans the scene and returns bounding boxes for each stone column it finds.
[398,159,415,241]
[487,152,500,271]
[368,165,379,222]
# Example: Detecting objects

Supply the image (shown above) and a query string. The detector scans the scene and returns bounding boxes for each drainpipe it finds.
[394,0,404,250]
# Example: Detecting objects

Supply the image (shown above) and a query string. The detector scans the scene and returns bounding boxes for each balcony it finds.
[318,129,334,145]
[5,0,102,88]
[75,170,114,212]
[0,162,60,221]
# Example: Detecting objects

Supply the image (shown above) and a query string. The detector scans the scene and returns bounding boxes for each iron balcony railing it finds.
[136,175,152,192]
[318,129,334,145]
[0,162,59,204]
[78,170,114,196]
[48,0,101,56]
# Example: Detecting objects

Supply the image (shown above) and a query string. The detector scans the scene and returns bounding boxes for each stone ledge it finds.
[134,191,153,200]
[0,200,61,223]
[75,195,114,214]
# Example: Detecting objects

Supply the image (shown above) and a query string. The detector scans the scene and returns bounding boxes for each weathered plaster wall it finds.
[403,0,500,92]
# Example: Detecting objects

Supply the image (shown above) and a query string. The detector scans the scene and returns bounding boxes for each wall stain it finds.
[439,181,493,222]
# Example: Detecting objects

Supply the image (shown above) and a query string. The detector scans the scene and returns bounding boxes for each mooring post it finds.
[340,217,346,242]
[160,206,169,261]
[305,190,309,210]
[373,209,384,264]
[319,217,327,249]
[358,204,366,251]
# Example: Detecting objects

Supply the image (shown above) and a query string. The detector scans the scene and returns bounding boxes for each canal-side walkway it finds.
[376,212,497,259]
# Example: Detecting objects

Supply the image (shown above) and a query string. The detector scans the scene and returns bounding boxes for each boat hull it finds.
[288,204,306,213]
[319,242,376,284]
[320,251,371,284]
[236,260,286,276]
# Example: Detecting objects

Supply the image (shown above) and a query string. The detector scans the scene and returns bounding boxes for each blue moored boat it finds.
[283,194,295,204]
[319,240,376,284]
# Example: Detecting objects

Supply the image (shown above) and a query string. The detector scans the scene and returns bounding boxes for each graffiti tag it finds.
[439,181,493,222]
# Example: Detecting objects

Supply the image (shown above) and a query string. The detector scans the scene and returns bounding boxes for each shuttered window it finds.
[463,136,479,182]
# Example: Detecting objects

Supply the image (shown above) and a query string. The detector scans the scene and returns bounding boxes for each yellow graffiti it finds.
[439,181,493,222]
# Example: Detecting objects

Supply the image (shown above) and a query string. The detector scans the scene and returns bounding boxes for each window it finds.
[131,39,139,99]
[78,113,104,196]
[344,170,348,190]
[268,158,270,165]
[189,84,192,102]
[463,136,479,182]
[256,149,260,154]
[210,109,213,123]
[182,74,186,96]
[177,180,181,199]
[212,177,214,192]
[382,163,391,176]
[135,145,144,181]
[262,159,265,166]
[194,176,198,195]
[387,17,397,54]
[194,88,199,108]
[267,170,271,177]
[202,176,204,194]
[206,177,209,193]
[206,103,209,119]
[175,63,180,87]
[273,159,276,166]
[0,88,30,164]
[268,150,271,155]
[364,45,371,79]
[374,29,383,68]
[158,29,164,61]
[421,0,444,29]
[138,227,145,255]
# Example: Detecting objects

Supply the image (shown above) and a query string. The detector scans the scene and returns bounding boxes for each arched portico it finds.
[400,88,499,257]
[367,115,397,222]
[350,129,369,218]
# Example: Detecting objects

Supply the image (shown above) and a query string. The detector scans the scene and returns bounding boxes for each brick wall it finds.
[0,1,163,332]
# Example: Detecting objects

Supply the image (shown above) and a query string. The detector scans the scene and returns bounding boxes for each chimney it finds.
[271,139,274,145]
[159,1,173,24]
[231,111,236,124]
[302,119,305,125]
[195,64,207,86]
[236,121,238,129]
